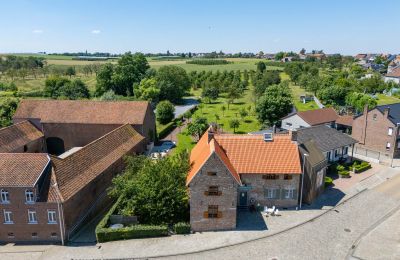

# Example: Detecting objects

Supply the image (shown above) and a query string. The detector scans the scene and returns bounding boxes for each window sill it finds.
[47,222,57,224]
[1,202,10,205]
[4,222,14,224]
[25,202,35,205]
[28,222,38,224]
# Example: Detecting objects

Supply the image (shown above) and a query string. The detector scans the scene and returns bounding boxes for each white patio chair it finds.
[273,209,280,216]
[267,206,275,214]
[262,206,269,215]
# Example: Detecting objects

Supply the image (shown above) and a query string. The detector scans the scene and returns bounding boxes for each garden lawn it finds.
[172,130,196,155]
[190,86,261,134]
[376,93,400,105]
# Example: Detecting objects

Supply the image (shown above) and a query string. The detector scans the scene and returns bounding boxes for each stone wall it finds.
[240,174,300,208]
[188,152,238,232]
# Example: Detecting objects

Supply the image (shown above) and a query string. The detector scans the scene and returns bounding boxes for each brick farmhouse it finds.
[0,100,155,243]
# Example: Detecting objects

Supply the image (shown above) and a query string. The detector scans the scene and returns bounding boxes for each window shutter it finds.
[293,189,298,200]
[204,191,209,196]
[280,188,285,199]
[217,211,223,218]
[217,191,222,196]
[203,211,208,218]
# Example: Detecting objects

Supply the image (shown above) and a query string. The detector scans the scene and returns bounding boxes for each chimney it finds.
[208,123,217,142]
[272,125,276,133]
[291,131,298,141]
[384,107,390,118]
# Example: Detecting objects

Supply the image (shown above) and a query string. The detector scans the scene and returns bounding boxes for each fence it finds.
[351,146,400,167]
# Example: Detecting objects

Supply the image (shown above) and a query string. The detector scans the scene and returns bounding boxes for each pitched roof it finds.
[298,140,327,168]
[296,108,338,126]
[295,125,357,153]
[186,132,241,186]
[0,121,43,152]
[214,134,301,175]
[386,67,400,78]
[13,99,150,125]
[51,124,144,201]
[335,115,353,127]
[0,153,50,187]
[375,103,400,124]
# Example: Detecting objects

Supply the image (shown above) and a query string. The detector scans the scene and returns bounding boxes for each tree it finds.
[187,117,208,141]
[44,76,70,98]
[300,48,306,55]
[156,100,175,124]
[215,114,220,123]
[201,80,219,103]
[109,153,189,224]
[156,65,190,103]
[0,97,19,127]
[345,92,377,113]
[256,61,266,73]
[65,66,76,78]
[99,90,117,101]
[256,82,293,126]
[239,108,248,119]
[134,77,160,103]
[221,105,226,117]
[58,79,90,100]
[95,63,114,96]
[229,119,240,133]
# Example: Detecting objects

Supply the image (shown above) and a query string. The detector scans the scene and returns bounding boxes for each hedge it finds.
[353,161,371,173]
[174,222,191,234]
[186,59,232,65]
[157,121,177,140]
[97,224,169,242]
[325,176,333,187]
[96,197,169,242]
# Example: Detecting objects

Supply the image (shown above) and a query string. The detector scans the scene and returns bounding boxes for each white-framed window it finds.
[4,210,13,224]
[388,127,393,136]
[28,210,37,224]
[316,170,324,188]
[285,122,292,127]
[265,188,277,199]
[1,189,10,203]
[25,190,34,204]
[284,188,295,199]
[386,142,391,150]
[47,210,57,224]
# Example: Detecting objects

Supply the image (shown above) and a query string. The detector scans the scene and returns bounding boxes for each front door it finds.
[239,191,248,206]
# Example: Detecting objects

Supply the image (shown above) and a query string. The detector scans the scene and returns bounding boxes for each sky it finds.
[0,0,399,55]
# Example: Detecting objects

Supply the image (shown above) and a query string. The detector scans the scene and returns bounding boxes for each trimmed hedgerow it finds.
[174,222,191,234]
[96,224,168,242]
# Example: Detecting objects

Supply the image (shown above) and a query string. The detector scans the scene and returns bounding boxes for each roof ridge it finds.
[0,120,29,131]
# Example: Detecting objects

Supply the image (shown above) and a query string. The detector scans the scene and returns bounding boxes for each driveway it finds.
[173,97,198,118]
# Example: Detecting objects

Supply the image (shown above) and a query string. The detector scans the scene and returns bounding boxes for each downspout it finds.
[53,182,65,245]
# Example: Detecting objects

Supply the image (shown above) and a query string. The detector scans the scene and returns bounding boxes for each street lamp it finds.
[299,153,309,210]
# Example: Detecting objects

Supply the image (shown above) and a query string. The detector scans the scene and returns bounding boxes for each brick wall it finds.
[0,186,61,243]
[188,152,238,232]
[240,174,300,208]
[352,107,398,157]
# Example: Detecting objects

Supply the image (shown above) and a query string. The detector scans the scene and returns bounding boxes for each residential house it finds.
[355,54,367,61]
[294,125,358,162]
[352,104,400,163]
[0,121,44,153]
[281,108,338,131]
[13,100,156,155]
[335,115,353,134]
[298,140,328,204]
[384,66,400,84]
[187,129,302,232]
[0,124,145,243]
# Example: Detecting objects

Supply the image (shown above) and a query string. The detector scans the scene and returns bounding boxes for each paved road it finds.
[162,174,400,260]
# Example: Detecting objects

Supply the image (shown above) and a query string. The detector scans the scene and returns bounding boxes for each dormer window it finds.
[25,190,35,204]
[1,190,10,203]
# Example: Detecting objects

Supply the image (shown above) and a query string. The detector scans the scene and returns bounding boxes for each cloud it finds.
[32,29,43,34]
[91,29,101,34]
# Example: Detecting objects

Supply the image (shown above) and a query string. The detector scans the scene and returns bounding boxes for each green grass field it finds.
[376,93,400,105]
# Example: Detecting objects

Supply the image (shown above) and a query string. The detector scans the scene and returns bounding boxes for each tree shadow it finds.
[244,120,253,123]
[236,211,268,231]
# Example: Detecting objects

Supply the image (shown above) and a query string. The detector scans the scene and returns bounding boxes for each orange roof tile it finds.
[0,121,43,152]
[51,124,145,201]
[13,99,151,125]
[214,134,301,175]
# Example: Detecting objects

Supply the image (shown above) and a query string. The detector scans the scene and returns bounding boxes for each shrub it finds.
[338,170,350,177]
[336,165,345,171]
[353,161,371,173]
[325,176,333,187]
[174,222,191,234]
[157,121,176,139]
[96,224,168,242]
[156,100,175,124]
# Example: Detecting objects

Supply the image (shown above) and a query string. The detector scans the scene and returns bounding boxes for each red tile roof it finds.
[335,115,353,126]
[186,132,241,186]
[215,134,301,174]
[51,124,145,201]
[297,107,338,126]
[13,99,151,125]
[387,67,400,78]
[0,153,50,187]
[0,121,43,152]
[187,131,301,185]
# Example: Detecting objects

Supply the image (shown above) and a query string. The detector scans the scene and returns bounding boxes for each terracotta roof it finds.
[186,132,241,186]
[297,108,338,126]
[13,99,150,125]
[0,121,43,152]
[386,67,400,78]
[51,124,145,201]
[0,153,50,187]
[214,134,301,175]
[335,115,353,127]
